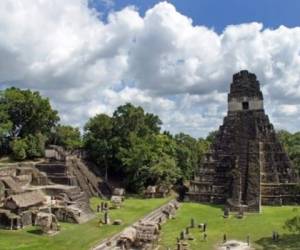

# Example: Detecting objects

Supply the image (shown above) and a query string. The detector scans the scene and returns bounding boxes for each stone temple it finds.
[187,70,300,212]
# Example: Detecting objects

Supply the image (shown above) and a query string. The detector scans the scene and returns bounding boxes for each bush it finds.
[25,133,46,159]
[10,139,28,160]
[284,216,300,234]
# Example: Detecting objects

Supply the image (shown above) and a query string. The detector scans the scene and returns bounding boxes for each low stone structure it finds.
[0,176,23,196]
[111,188,125,209]
[113,188,125,197]
[144,185,170,198]
[35,212,60,235]
[187,70,300,212]
[134,221,160,248]
[111,196,123,209]
[93,200,179,250]
[0,189,46,229]
[0,157,95,229]
[41,145,111,198]
[144,186,156,198]
[119,227,137,249]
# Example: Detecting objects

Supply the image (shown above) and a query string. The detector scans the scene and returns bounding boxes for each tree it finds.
[197,138,211,165]
[10,138,28,160]
[112,103,162,147]
[83,103,212,193]
[174,133,199,179]
[0,87,59,158]
[25,133,46,159]
[0,87,59,138]
[84,114,114,181]
[0,108,12,155]
[206,130,218,143]
[49,125,82,150]
[277,130,300,173]
[118,133,179,192]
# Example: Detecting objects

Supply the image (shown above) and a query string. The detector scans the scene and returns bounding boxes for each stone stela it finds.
[187,70,300,212]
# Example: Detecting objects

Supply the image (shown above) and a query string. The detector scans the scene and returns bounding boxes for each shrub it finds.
[10,139,28,160]
[284,216,300,234]
[25,133,46,159]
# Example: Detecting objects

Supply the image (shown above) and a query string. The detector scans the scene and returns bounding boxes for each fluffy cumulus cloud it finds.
[1,0,300,137]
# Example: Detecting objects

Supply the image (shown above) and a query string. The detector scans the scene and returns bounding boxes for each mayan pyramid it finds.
[187,70,300,212]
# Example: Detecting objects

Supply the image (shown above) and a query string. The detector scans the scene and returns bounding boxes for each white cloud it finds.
[1,1,300,137]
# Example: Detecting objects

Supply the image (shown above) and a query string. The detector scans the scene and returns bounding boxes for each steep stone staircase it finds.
[66,156,108,198]
[35,162,77,186]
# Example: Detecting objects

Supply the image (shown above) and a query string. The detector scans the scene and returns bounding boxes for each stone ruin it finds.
[93,200,179,250]
[111,196,123,209]
[119,221,160,250]
[117,201,179,250]
[42,145,111,198]
[0,146,107,230]
[35,212,60,235]
[144,185,170,198]
[187,70,300,212]
[110,188,125,209]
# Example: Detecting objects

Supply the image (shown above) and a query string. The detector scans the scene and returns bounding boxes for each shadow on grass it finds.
[256,234,300,250]
[27,229,43,235]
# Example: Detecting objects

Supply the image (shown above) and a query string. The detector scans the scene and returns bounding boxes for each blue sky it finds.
[91,0,300,32]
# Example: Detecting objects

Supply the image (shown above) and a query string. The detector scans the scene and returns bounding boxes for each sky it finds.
[1,0,300,138]
[91,0,300,33]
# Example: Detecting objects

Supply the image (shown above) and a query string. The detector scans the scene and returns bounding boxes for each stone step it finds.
[36,163,66,174]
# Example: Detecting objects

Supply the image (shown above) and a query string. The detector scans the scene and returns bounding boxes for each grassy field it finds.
[0,197,171,250]
[159,203,300,250]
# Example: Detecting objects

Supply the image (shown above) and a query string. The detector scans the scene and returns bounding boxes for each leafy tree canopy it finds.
[0,87,59,137]
[84,114,114,180]
[277,130,300,173]
[49,125,82,151]
[83,103,211,193]
[0,87,59,158]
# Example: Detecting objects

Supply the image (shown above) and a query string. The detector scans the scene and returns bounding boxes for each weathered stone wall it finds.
[0,167,17,177]
[228,97,263,111]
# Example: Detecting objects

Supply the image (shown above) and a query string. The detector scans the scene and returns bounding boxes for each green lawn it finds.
[159,203,300,250]
[0,197,171,250]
